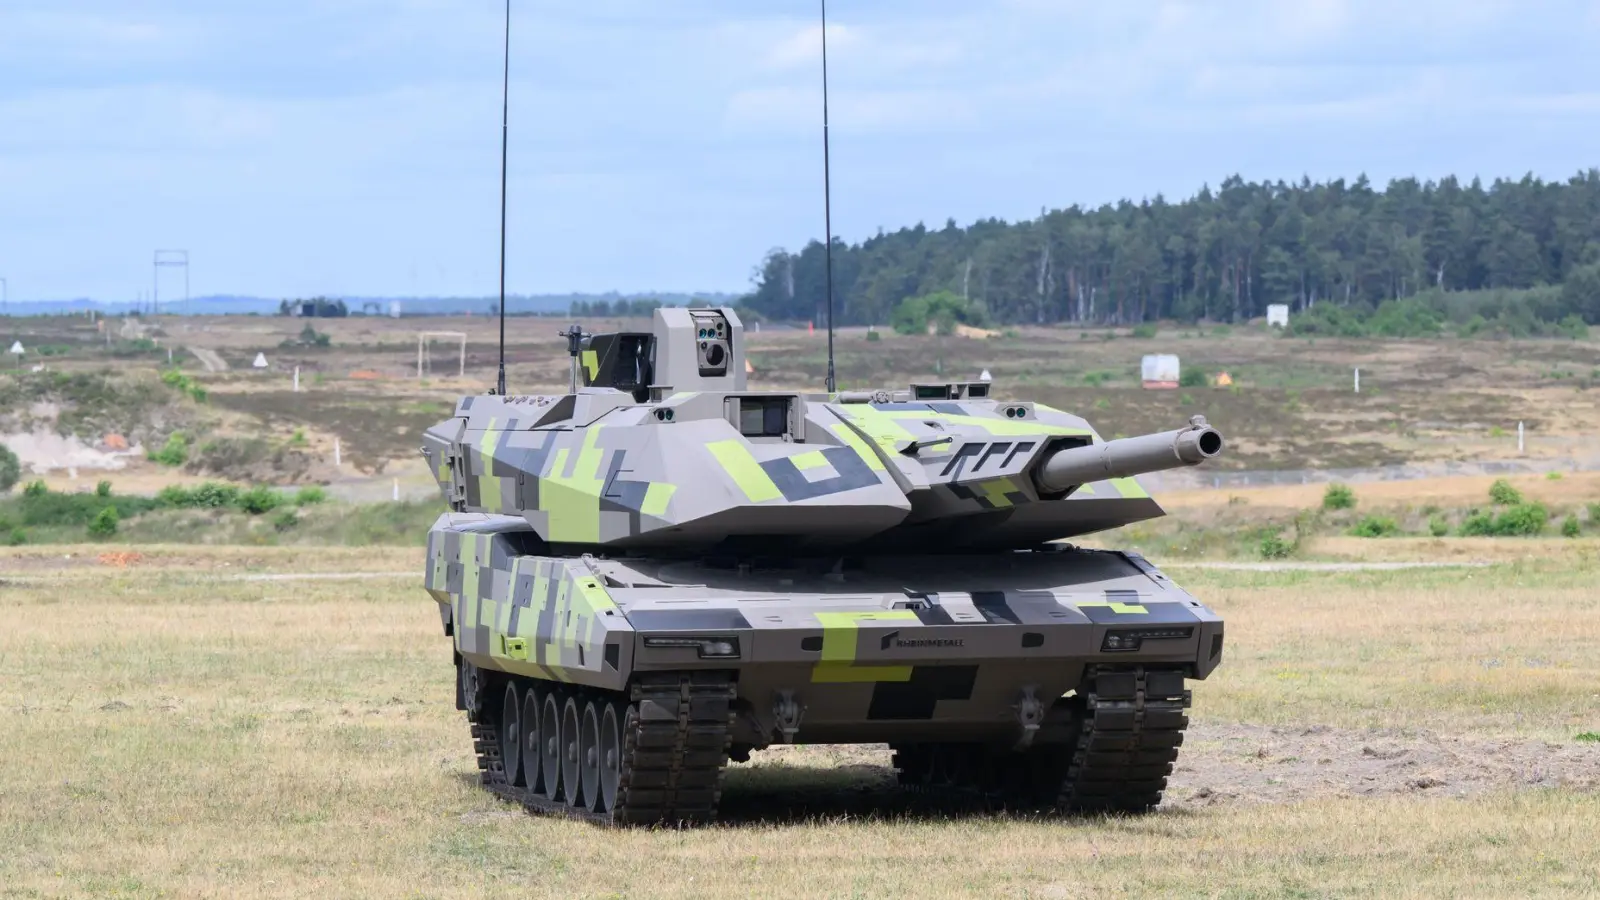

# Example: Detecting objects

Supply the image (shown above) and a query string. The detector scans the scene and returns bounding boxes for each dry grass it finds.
[0,545,1597,898]
[1159,471,1600,513]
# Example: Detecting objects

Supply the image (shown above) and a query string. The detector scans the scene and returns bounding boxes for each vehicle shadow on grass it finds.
[715,764,1070,827]
[454,765,1150,827]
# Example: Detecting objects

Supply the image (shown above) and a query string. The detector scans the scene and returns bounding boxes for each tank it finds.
[421,307,1226,824]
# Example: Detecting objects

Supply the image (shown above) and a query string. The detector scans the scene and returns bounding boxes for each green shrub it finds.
[86,506,119,539]
[1178,368,1207,388]
[865,330,882,343]
[159,368,208,403]
[189,482,240,509]
[890,291,988,336]
[1590,503,1600,523]
[95,480,112,498]
[1428,516,1450,537]
[1545,471,1563,481]
[236,486,282,515]
[0,443,20,493]
[1560,515,1581,538]
[1081,370,1114,387]
[1130,323,1157,339]
[293,486,328,506]
[1259,531,1294,559]
[272,509,299,532]
[1461,503,1548,537]
[5,527,26,546]
[1496,503,1548,536]
[23,480,48,498]
[1488,479,1522,506]
[1349,515,1400,538]
[157,482,247,509]
[149,432,190,467]
[1322,483,1356,511]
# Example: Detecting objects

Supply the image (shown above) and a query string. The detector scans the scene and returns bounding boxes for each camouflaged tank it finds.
[421,307,1227,824]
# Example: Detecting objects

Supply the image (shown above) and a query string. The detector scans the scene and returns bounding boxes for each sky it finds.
[2,0,1598,303]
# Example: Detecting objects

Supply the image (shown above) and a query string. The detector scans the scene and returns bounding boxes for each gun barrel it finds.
[1036,420,1224,494]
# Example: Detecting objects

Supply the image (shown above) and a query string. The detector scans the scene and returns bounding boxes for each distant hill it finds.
[6,292,739,318]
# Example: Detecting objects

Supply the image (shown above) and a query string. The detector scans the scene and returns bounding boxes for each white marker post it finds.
[334,438,341,469]
[1518,421,1525,454]
[1354,367,1360,393]
[293,367,300,392]
[392,478,400,502]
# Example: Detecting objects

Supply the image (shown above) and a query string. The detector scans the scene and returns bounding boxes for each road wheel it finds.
[500,683,524,787]
[561,696,584,809]
[520,685,543,795]
[597,700,622,814]
[539,692,562,802]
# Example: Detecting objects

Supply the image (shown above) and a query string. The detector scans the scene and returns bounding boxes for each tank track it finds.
[468,669,735,826]
[892,666,1191,814]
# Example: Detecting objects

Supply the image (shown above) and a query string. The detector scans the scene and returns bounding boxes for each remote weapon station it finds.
[421,2,1227,825]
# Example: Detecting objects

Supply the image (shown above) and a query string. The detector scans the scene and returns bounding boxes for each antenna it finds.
[820,0,837,394]
[494,0,511,396]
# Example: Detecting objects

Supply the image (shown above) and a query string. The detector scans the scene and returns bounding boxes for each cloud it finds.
[1,0,1596,299]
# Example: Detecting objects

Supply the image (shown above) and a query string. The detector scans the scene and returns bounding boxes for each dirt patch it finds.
[1167,722,1600,807]
[724,722,1599,814]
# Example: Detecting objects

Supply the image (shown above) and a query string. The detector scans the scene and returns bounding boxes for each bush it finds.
[0,443,20,493]
[1082,370,1114,387]
[149,432,191,467]
[1560,515,1581,538]
[1590,502,1600,523]
[1259,531,1294,559]
[1130,323,1157,339]
[1494,503,1548,536]
[891,291,989,336]
[159,369,208,403]
[23,480,48,498]
[1178,368,1207,388]
[86,506,119,539]
[294,486,328,506]
[190,482,241,509]
[1460,503,1548,537]
[236,486,282,515]
[1488,479,1522,506]
[4,527,26,546]
[866,330,882,343]
[272,509,299,532]
[1428,515,1450,537]
[1322,483,1356,511]
[1349,515,1400,538]
[95,480,112,498]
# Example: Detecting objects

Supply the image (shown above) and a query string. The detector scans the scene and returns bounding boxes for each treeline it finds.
[568,298,688,318]
[740,171,1600,328]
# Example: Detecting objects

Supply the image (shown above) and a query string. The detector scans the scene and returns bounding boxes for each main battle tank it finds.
[421,307,1226,824]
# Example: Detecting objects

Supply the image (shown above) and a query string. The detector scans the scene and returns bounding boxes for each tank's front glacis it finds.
[589,550,1223,744]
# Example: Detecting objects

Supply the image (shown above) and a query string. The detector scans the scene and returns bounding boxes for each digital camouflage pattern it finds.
[422,307,1227,823]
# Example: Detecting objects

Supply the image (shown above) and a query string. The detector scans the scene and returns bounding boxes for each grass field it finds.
[2,544,1597,898]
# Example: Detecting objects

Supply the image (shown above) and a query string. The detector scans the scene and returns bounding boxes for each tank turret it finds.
[420,306,1226,553]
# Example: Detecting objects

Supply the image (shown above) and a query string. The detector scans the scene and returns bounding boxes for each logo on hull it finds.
[880,630,965,650]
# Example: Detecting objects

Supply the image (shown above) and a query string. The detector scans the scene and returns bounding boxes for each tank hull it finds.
[426,513,1222,822]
